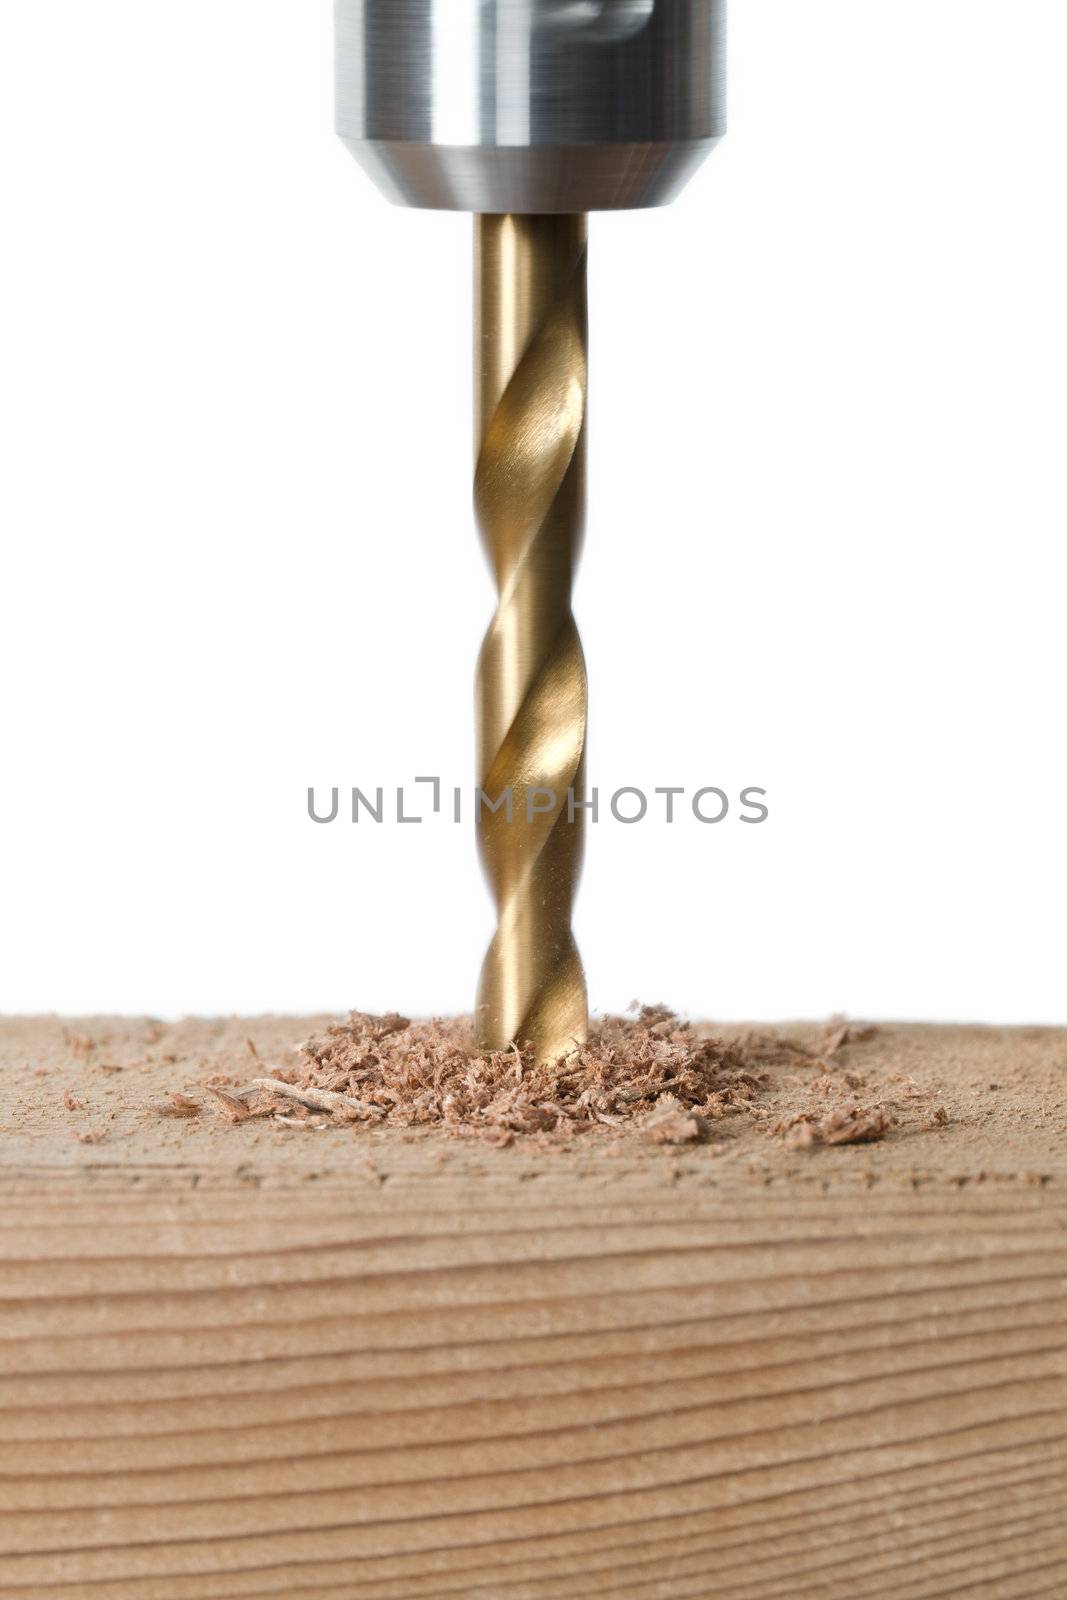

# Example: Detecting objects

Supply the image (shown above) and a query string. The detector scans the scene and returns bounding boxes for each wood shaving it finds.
[821,1017,851,1058]
[62,1089,84,1112]
[822,1017,879,1054]
[775,1104,896,1150]
[206,1087,259,1125]
[151,1093,202,1120]
[642,1103,715,1146]
[249,1077,381,1120]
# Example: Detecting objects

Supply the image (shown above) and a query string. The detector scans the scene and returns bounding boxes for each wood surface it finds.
[2,1016,1067,1599]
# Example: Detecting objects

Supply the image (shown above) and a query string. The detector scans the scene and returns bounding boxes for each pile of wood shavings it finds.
[200,1007,771,1144]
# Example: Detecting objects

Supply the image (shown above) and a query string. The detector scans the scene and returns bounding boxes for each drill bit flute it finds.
[476,213,589,1061]
[337,0,726,1062]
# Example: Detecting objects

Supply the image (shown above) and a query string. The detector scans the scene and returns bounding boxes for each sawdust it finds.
[145,1007,959,1155]
[175,1007,773,1142]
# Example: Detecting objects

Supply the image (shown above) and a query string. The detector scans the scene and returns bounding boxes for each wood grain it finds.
[2,1017,1066,1598]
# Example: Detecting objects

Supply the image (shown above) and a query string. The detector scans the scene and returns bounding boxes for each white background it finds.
[1,2,1064,1023]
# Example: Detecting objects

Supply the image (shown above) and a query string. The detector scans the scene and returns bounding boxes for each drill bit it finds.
[475,214,589,1058]
[336,0,726,1062]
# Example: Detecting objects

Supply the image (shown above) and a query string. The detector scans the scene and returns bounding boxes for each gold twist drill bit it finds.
[474,215,589,1061]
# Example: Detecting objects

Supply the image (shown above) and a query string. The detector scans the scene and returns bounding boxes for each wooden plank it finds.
[1,1017,1066,1597]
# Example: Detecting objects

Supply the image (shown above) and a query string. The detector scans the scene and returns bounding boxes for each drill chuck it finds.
[336,0,726,213]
